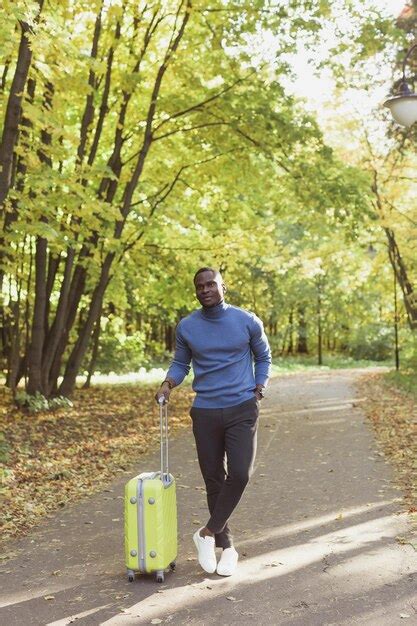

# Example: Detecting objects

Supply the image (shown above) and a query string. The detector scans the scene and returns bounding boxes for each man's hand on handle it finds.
[155,378,176,405]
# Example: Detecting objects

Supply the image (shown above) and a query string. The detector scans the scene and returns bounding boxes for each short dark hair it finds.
[193,267,221,284]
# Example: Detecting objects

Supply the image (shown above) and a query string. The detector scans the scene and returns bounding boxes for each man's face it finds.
[194,270,225,308]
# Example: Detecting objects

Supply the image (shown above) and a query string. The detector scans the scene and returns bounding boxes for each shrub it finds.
[15,391,73,413]
[347,325,393,361]
[94,331,148,374]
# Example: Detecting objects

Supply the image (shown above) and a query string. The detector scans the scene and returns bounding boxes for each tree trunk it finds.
[41,248,76,393]
[136,313,142,331]
[296,305,308,354]
[5,301,20,392]
[77,2,103,166]
[59,254,114,396]
[1,76,36,367]
[317,282,323,366]
[0,12,40,207]
[165,323,174,352]
[1,56,11,91]
[384,227,417,330]
[279,324,288,356]
[287,308,294,355]
[44,259,88,394]
[44,252,60,338]
[22,238,34,388]
[82,305,102,389]
[27,235,47,394]
[87,23,119,167]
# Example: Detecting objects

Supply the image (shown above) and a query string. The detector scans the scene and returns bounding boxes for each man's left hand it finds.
[254,384,265,401]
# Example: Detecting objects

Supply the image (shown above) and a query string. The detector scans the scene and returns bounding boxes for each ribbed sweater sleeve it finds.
[166,321,191,385]
[249,314,272,386]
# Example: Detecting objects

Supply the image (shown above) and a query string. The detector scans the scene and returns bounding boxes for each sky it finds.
[286,1,405,104]
[264,0,408,152]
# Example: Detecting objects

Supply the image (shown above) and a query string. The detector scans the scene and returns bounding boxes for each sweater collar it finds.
[200,300,229,319]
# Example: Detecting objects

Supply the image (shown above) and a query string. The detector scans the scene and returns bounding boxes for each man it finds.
[155,267,271,576]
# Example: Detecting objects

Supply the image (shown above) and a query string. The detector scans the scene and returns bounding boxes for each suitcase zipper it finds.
[137,478,146,572]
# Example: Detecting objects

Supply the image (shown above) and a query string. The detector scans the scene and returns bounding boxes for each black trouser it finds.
[190,396,259,549]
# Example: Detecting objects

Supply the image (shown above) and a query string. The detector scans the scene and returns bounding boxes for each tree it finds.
[2,0,403,400]
[1,0,343,397]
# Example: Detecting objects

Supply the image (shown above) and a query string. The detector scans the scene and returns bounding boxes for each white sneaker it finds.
[193,528,217,574]
[216,547,238,576]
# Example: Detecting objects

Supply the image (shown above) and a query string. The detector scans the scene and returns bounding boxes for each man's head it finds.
[193,267,226,308]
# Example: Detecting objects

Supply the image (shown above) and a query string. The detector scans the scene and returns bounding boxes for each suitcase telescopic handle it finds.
[158,397,169,483]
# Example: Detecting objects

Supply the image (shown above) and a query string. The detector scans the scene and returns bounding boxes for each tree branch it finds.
[121,149,238,256]
[152,120,227,142]
[152,69,257,132]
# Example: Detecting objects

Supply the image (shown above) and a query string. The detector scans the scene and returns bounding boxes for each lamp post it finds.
[393,270,400,371]
[384,43,417,126]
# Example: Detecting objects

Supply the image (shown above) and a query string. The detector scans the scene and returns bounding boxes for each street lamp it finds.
[384,43,417,127]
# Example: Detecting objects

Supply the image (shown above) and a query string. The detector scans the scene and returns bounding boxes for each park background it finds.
[0,0,415,546]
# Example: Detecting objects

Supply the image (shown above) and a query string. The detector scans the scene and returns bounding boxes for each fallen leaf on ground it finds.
[357,375,416,516]
[0,385,194,545]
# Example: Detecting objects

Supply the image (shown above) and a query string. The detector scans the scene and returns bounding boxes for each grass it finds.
[384,369,417,399]
[270,354,391,375]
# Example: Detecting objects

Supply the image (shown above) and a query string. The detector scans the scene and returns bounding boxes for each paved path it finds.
[1,370,415,625]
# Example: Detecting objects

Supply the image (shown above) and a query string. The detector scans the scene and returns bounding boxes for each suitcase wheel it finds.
[127,569,135,583]
[155,571,164,583]
[169,561,176,571]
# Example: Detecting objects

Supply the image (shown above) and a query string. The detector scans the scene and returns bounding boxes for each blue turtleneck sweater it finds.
[166,301,271,408]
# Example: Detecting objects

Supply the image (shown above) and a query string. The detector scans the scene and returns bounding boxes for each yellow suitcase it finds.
[124,400,177,583]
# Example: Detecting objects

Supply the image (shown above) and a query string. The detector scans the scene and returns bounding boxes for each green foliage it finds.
[15,391,49,413]
[48,396,74,410]
[384,370,417,398]
[94,330,149,374]
[15,391,73,413]
[0,0,415,397]
[271,355,389,373]
[0,431,10,464]
[347,325,394,361]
